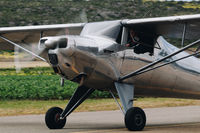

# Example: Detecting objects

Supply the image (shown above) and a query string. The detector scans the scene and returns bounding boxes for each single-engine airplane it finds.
[1,14,200,131]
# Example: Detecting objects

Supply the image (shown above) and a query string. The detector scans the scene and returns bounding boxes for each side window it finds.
[124,29,157,56]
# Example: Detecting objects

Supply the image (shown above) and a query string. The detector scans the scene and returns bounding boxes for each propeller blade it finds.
[14,46,21,73]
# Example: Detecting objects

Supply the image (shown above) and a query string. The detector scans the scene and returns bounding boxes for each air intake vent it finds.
[39,39,48,49]
[48,54,58,65]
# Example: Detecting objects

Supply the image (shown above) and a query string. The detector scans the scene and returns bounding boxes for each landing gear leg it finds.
[114,82,146,131]
[45,85,94,129]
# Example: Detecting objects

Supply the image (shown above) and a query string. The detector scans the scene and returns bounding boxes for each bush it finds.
[0,75,111,100]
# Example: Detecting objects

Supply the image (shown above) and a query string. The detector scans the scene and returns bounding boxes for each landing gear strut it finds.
[45,85,94,129]
[114,82,146,131]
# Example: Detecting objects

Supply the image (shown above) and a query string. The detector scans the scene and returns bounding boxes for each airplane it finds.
[1,14,200,131]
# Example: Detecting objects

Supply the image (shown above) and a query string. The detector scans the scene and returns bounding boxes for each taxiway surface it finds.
[0,106,200,133]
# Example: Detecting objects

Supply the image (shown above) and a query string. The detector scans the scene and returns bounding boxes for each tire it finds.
[45,107,66,129]
[125,107,146,131]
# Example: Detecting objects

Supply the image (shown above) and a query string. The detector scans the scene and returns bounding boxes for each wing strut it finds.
[0,35,47,62]
[181,23,187,47]
[118,39,200,82]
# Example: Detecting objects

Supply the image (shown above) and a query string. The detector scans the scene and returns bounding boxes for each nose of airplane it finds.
[47,44,75,69]
[38,37,70,63]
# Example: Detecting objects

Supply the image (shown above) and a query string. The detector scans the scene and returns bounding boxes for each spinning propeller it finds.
[12,9,88,73]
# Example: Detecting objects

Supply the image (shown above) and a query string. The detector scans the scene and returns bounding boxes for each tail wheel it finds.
[125,107,146,131]
[45,107,66,129]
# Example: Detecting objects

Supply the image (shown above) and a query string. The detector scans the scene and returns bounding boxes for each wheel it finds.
[45,107,66,129]
[125,107,146,131]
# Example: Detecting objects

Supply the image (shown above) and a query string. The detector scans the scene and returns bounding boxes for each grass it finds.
[0,98,200,116]
[0,75,111,100]
[0,67,111,100]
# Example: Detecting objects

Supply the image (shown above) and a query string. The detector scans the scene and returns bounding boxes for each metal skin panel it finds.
[80,20,121,40]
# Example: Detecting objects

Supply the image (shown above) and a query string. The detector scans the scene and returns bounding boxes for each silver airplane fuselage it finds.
[40,34,200,99]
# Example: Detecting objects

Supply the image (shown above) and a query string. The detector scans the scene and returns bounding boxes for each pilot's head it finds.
[130,29,136,37]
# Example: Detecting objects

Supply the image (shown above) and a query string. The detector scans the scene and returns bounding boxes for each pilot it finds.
[126,29,140,48]
[126,29,154,56]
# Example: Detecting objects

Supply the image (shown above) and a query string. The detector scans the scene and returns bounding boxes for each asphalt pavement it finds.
[0,106,200,133]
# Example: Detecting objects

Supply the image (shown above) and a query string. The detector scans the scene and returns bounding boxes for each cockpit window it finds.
[126,29,156,56]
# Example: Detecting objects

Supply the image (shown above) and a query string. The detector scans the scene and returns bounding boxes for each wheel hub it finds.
[135,114,143,126]
[55,113,60,123]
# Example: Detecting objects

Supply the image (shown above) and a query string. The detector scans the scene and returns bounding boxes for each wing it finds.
[122,14,200,40]
[0,23,85,49]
